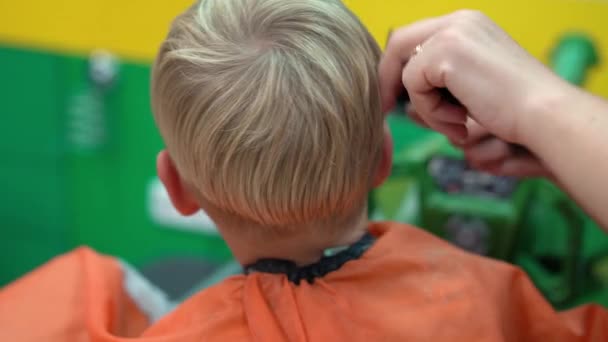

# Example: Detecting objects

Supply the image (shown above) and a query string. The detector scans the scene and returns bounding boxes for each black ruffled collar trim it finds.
[243,232,376,285]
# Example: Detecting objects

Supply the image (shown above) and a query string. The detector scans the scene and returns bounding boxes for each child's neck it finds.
[218,214,369,267]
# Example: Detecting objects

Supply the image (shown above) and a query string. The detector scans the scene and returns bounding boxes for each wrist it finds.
[516,78,578,150]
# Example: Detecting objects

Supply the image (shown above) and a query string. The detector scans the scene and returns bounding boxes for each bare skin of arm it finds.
[523,84,608,228]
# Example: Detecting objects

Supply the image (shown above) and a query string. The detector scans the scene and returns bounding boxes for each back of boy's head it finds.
[152,0,384,235]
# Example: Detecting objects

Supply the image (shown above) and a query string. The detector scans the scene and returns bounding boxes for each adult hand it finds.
[380,10,608,230]
[408,104,551,178]
[379,10,569,146]
[458,120,551,178]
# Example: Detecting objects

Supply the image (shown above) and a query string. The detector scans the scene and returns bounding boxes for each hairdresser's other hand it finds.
[379,10,568,146]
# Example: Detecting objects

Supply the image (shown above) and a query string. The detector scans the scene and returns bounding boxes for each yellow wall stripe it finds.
[0,0,606,95]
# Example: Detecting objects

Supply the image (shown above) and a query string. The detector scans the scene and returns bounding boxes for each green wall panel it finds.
[0,46,71,285]
[0,46,231,287]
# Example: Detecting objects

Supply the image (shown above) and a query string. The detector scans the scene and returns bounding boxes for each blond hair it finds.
[152,0,383,233]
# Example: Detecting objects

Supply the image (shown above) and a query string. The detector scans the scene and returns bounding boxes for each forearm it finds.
[523,84,608,230]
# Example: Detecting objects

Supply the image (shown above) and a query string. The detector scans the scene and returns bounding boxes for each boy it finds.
[1,0,608,341]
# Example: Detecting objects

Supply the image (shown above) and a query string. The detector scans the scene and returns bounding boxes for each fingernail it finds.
[405,103,414,114]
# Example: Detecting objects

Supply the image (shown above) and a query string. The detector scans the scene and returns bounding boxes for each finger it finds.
[426,120,467,142]
[473,160,504,175]
[407,91,468,124]
[405,105,430,128]
[464,138,511,166]
[401,48,443,116]
[497,157,549,178]
[475,156,548,178]
[462,119,492,147]
[405,102,416,115]
[401,44,467,142]
[378,17,449,113]
[427,103,468,124]
[408,110,430,128]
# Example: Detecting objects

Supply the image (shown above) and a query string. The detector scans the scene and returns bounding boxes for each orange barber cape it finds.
[1,222,607,341]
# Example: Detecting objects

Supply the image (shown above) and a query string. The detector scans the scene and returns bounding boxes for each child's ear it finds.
[157,150,200,216]
[372,122,393,188]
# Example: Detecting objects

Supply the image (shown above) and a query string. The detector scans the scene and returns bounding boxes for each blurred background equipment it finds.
[0,0,607,307]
